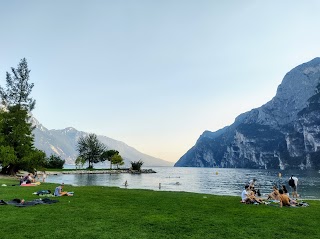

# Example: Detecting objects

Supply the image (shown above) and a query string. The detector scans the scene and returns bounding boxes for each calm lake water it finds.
[45,167,320,199]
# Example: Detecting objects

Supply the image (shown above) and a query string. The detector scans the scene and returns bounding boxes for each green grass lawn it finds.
[0,177,319,239]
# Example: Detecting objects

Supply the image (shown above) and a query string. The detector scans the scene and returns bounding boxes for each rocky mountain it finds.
[175,57,320,170]
[31,118,172,167]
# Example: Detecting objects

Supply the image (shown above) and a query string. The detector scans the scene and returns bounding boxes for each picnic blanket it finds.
[32,189,74,197]
[241,199,310,207]
[33,189,52,196]
[20,182,41,186]
[0,198,59,207]
[263,200,309,207]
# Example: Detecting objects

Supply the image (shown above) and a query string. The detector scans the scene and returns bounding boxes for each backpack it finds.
[36,190,51,195]
[288,177,295,187]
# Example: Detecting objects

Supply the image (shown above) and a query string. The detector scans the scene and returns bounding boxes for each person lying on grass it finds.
[54,183,73,196]
[279,189,297,207]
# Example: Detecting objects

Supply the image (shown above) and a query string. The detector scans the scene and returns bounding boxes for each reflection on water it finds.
[46,167,320,199]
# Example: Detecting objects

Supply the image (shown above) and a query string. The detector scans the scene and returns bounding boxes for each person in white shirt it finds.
[289,175,298,198]
[241,185,250,203]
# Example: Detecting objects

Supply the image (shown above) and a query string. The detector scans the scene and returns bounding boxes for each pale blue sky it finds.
[1,1,320,162]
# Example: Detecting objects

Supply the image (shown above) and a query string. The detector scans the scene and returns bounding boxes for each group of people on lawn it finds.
[20,173,36,184]
[20,172,72,197]
[241,175,299,207]
[20,171,47,185]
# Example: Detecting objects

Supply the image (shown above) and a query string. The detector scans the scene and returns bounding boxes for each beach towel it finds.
[1,198,59,207]
[33,189,52,195]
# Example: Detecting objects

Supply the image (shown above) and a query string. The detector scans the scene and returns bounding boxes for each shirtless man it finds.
[279,189,296,207]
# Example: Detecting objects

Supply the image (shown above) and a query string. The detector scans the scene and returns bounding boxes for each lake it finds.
[45,167,320,199]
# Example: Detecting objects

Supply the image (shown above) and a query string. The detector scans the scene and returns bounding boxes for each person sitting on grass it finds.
[241,185,263,204]
[23,174,33,184]
[267,185,280,201]
[247,189,264,204]
[281,185,289,196]
[279,189,296,207]
[248,178,257,190]
[54,183,73,196]
[241,185,250,203]
[19,176,24,185]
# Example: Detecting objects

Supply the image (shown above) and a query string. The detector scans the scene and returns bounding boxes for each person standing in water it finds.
[42,171,47,182]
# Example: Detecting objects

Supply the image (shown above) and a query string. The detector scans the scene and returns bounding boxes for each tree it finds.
[0,58,45,175]
[0,58,35,111]
[77,133,106,169]
[45,155,65,169]
[75,156,86,169]
[130,160,144,171]
[111,154,124,169]
[0,106,45,175]
[101,149,119,169]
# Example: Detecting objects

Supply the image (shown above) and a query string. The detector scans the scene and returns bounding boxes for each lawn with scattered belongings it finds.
[0,177,320,239]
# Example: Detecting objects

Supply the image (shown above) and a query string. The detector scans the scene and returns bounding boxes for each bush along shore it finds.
[46,168,156,175]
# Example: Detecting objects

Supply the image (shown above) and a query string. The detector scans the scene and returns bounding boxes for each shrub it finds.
[130,160,144,170]
[45,155,65,169]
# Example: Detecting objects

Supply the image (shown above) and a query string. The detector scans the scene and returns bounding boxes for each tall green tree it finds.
[77,133,106,169]
[101,149,119,169]
[0,58,35,111]
[0,106,46,174]
[0,58,45,175]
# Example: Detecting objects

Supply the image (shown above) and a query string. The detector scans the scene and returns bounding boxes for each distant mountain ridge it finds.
[175,57,320,170]
[31,117,172,167]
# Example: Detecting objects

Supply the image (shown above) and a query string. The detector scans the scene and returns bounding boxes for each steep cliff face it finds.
[175,57,320,169]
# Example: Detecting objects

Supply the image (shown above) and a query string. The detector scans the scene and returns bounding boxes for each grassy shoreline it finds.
[1,177,319,239]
